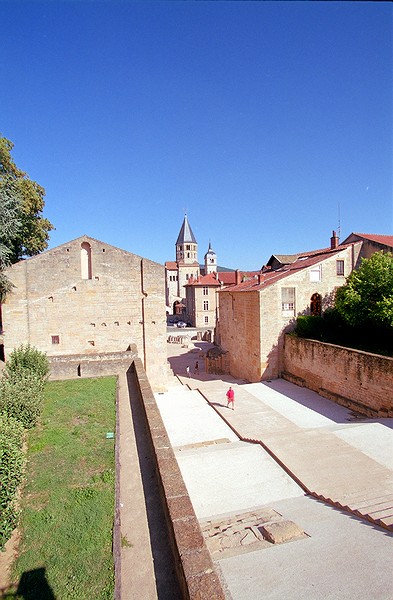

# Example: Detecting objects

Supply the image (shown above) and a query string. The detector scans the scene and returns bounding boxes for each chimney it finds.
[235,269,241,285]
[330,230,339,249]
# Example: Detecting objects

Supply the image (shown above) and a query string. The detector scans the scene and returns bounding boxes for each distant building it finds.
[165,216,259,330]
[165,215,200,316]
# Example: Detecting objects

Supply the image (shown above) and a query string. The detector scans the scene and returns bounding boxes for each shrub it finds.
[295,315,325,340]
[0,371,45,429]
[0,414,25,551]
[5,344,49,380]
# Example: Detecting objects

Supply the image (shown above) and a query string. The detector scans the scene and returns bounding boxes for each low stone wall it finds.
[131,359,226,600]
[48,349,137,380]
[283,335,393,417]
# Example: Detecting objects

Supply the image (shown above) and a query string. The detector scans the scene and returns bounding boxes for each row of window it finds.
[309,260,345,282]
[281,289,323,316]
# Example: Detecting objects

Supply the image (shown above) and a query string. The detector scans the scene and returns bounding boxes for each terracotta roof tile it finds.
[165,261,178,269]
[350,233,393,247]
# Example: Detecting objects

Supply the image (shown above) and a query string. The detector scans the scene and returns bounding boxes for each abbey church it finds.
[164,215,258,329]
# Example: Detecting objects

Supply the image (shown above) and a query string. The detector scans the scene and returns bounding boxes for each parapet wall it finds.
[283,335,393,417]
[48,349,137,380]
[131,358,226,600]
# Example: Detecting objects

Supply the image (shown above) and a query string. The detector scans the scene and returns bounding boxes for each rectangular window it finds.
[203,300,209,311]
[51,335,60,344]
[336,260,344,276]
[203,287,208,295]
[186,274,189,280]
[204,316,209,324]
[309,265,321,282]
[281,288,295,314]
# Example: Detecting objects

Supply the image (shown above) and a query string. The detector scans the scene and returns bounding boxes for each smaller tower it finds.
[204,241,217,275]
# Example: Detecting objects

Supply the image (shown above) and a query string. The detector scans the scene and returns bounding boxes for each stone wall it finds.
[48,349,137,380]
[131,359,226,599]
[2,236,167,391]
[283,335,393,417]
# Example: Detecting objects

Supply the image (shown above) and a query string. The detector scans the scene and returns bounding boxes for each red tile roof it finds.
[221,246,350,293]
[165,261,178,270]
[347,233,393,247]
[185,272,221,286]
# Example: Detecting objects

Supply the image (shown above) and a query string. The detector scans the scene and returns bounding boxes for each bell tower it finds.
[175,215,200,297]
[176,214,198,265]
[204,241,217,274]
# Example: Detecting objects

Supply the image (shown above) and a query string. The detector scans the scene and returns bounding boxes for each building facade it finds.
[165,215,200,314]
[1,236,168,390]
[216,232,367,382]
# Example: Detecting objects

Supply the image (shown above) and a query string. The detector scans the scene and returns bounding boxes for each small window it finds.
[336,260,344,276]
[204,316,209,324]
[81,242,92,279]
[203,300,209,311]
[309,265,321,282]
[281,288,295,315]
[203,287,208,295]
[88,340,95,346]
[186,274,189,280]
[114,321,119,326]
[51,335,60,345]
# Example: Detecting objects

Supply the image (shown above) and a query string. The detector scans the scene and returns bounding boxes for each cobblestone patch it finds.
[201,508,308,558]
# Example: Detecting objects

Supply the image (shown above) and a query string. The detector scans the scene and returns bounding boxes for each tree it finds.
[335,251,393,327]
[0,136,54,264]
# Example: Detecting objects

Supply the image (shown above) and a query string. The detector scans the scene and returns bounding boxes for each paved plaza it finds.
[155,340,393,599]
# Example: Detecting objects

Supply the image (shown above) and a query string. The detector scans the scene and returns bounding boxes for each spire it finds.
[176,214,197,245]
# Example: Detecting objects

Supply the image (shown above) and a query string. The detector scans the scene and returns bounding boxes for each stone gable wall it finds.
[2,237,167,391]
[283,335,393,417]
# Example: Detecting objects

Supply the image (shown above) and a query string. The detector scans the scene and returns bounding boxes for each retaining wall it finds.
[130,358,226,600]
[283,335,393,417]
[48,349,137,380]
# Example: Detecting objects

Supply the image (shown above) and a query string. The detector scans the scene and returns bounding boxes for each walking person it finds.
[186,365,190,378]
[194,360,199,375]
[226,386,235,410]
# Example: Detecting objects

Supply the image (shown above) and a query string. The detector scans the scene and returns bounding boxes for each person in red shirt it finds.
[226,386,235,410]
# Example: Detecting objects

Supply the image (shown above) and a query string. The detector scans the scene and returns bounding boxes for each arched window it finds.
[81,242,92,279]
[310,293,322,316]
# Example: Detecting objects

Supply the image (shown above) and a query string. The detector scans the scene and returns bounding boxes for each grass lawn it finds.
[9,377,117,600]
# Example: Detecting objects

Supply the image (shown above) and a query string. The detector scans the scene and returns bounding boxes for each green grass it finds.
[10,377,117,600]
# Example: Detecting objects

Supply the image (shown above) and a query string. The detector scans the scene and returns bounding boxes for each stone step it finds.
[378,514,393,528]
[363,507,393,520]
[345,496,393,511]
[321,496,393,532]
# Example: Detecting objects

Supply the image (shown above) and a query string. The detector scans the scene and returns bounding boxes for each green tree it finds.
[0,136,54,264]
[335,251,393,327]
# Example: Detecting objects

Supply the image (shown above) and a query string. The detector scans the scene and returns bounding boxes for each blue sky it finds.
[1,1,392,270]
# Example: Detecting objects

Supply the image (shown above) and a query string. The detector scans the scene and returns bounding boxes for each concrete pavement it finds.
[156,340,393,599]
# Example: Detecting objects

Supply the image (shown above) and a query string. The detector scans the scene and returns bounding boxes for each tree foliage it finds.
[335,251,393,327]
[0,136,54,264]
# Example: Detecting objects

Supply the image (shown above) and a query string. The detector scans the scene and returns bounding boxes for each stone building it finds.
[216,232,366,382]
[341,233,393,262]
[165,215,200,315]
[1,235,167,390]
